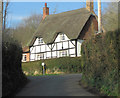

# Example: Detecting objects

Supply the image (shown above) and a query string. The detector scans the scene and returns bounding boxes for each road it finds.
[16,74,96,96]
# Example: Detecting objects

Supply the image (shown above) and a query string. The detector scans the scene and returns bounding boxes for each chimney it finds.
[43,3,49,20]
[86,0,94,12]
[98,0,102,33]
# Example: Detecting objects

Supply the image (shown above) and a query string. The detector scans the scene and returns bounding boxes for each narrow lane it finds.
[16,74,95,96]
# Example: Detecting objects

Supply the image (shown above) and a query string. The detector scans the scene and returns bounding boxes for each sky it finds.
[6,2,109,28]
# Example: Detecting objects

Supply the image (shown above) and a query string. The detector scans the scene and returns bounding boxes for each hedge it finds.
[81,29,119,96]
[22,57,82,75]
[2,33,28,96]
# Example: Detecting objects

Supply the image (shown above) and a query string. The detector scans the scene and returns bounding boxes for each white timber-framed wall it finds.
[29,33,84,61]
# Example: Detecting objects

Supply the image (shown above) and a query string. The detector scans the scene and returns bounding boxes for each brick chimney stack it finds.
[86,0,94,12]
[43,3,49,20]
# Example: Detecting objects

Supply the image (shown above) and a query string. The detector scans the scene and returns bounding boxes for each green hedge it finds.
[81,29,119,96]
[2,33,28,96]
[22,57,82,75]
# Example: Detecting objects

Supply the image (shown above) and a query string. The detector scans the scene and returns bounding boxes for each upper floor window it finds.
[38,38,43,44]
[60,34,65,41]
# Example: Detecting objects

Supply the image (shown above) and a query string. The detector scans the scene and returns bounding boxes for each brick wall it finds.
[78,15,98,40]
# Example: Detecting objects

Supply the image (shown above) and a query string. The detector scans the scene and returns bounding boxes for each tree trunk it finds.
[0,0,3,31]
[3,1,9,30]
[98,0,102,33]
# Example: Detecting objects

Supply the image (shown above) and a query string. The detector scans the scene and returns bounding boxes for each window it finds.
[40,54,44,59]
[60,50,67,57]
[60,34,65,41]
[37,54,40,60]
[24,55,26,61]
[38,38,43,44]
[62,51,67,56]
[37,54,44,60]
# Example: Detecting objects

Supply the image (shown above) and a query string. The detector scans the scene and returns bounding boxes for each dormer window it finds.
[38,38,43,44]
[60,34,65,41]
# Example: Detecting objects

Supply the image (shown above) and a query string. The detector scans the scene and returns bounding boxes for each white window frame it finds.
[60,34,65,41]
[37,54,40,60]
[40,53,44,59]
[59,50,67,57]
[23,55,27,61]
[38,38,43,44]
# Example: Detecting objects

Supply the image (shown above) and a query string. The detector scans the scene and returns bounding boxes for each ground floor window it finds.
[23,55,26,61]
[37,53,44,60]
[59,50,67,57]
[37,54,40,60]
[40,54,44,59]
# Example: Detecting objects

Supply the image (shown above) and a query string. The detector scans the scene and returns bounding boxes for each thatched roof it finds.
[30,8,94,46]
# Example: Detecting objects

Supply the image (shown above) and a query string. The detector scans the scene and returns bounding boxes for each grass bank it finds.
[22,57,82,76]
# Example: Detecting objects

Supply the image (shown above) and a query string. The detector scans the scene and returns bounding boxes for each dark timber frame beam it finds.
[75,39,77,57]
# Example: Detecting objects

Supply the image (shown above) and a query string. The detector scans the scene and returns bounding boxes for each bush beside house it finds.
[22,57,82,75]
[81,29,119,96]
[2,33,28,96]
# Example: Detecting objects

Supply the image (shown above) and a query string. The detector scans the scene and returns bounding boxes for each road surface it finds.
[16,74,96,96]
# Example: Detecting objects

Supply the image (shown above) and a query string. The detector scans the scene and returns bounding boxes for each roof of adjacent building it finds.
[29,8,95,46]
[22,46,29,53]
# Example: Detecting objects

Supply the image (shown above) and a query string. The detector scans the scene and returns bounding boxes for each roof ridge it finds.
[47,8,88,17]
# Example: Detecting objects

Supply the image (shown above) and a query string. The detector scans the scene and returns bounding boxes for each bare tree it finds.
[102,2,119,31]
[12,13,42,47]
[0,1,3,31]
[3,0,9,30]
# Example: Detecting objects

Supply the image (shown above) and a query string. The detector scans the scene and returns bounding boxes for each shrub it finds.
[2,33,28,96]
[22,57,82,75]
[81,29,119,96]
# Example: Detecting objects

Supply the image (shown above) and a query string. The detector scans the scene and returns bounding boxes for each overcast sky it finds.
[6,2,108,28]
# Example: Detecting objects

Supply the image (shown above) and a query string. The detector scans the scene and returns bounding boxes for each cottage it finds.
[22,1,100,62]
